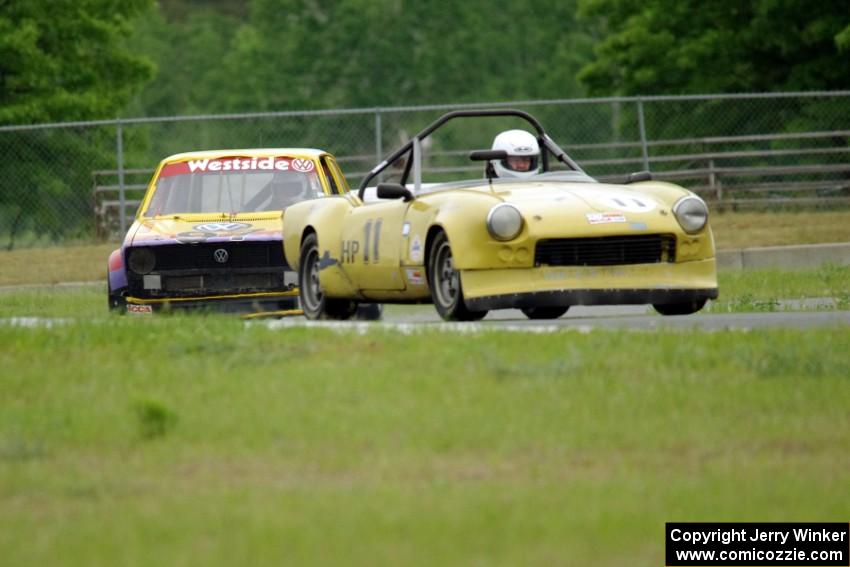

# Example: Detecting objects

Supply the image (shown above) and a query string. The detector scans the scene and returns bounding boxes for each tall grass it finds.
[1,319,848,565]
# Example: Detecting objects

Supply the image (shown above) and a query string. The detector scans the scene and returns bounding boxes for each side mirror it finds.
[376,183,414,201]
[469,149,507,162]
[626,171,652,184]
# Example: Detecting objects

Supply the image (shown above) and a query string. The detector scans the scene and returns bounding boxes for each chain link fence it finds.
[2,91,849,249]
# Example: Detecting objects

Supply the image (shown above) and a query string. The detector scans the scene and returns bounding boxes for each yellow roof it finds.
[163,148,329,162]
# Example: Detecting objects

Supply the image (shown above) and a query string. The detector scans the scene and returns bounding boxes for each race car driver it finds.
[489,129,540,179]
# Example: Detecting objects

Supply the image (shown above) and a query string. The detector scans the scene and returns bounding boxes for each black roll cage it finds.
[357,109,584,200]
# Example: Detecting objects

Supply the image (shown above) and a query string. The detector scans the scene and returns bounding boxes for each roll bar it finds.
[357,109,584,199]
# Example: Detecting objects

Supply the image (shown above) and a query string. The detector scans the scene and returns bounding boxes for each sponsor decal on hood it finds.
[159,157,315,177]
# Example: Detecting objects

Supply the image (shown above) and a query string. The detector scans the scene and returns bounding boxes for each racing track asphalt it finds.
[2,282,849,332]
[376,304,850,332]
[246,304,850,333]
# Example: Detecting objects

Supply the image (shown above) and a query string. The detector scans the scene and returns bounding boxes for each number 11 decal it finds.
[363,218,383,264]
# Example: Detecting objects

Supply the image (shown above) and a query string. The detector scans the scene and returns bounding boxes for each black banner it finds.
[666,523,849,566]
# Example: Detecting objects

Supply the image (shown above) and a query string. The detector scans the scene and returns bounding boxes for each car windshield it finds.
[146,156,324,216]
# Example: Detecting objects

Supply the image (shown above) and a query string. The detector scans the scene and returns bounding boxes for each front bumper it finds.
[125,290,299,314]
[465,287,718,311]
[460,258,718,310]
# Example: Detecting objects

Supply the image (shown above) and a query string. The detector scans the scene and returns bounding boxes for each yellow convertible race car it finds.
[282,110,718,321]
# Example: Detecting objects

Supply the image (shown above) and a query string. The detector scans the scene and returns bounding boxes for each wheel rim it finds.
[301,248,323,312]
[434,242,459,308]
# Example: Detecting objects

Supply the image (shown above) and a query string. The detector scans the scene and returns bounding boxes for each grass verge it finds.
[1,318,849,566]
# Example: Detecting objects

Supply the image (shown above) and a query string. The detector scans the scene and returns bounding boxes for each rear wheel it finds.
[428,232,488,321]
[299,233,356,320]
[521,306,569,320]
[653,298,707,316]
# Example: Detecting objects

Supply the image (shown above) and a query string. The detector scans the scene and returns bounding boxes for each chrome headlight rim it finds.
[127,247,156,275]
[486,203,524,241]
[672,195,709,234]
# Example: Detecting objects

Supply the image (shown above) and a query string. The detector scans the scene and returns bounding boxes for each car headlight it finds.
[672,196,709,234]
[127,248,156,275]
[486,203,524,241]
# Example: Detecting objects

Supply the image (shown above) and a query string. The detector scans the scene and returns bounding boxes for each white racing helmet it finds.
[491,129,540,179]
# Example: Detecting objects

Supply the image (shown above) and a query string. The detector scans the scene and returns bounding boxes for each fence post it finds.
[116,119,126,235]
[374,109,383,160]
[636,98,650,171]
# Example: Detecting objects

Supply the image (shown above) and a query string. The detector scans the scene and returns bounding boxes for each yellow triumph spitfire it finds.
[282,110,718,321]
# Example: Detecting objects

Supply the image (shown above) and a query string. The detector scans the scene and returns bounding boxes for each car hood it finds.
[491,182,678,214]
[427,180,693,236]
[124,212,284,247]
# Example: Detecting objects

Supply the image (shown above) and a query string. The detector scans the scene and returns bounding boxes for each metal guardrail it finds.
[3,90,849,247]
[92,127,850,237]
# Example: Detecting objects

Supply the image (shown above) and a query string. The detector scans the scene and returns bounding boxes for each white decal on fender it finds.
[405,268,424,285]
[586,212,627,225]
[409,234,423,262]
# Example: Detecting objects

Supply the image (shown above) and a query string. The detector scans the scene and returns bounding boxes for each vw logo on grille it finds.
[213,248,229,263]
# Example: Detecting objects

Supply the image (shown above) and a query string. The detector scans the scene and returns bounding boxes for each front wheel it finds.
[108,292,126,313]
[298,233,356,320]
[428,232,488,321]
[653,298,708,316]
[107,272,126,313]
[521,306,569,320]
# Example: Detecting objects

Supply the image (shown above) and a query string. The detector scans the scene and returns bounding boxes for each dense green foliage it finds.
[3,0,848,121]
[578,0,850,95]
[0,0,154,124]
[0,0,156,247]
[128,0,593,115]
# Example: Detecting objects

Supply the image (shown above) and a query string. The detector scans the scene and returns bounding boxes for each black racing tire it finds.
[355,303,384,321]
[427,232,488,321]
[653,298,708,316]
[521,306,569,320]
[108,293,126,313]
[107,271,127,313]
[298,233,356,320]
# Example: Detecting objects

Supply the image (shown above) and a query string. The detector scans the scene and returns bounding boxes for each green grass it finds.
[712,264,850,312]
[710,209,850,250]
[1,318,849,566]
[0,242,117,286]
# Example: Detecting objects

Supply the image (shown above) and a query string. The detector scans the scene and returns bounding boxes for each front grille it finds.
[535,234,676,266]
[164,273,275,292]
[126,242,290,297]
[150,242,285,270]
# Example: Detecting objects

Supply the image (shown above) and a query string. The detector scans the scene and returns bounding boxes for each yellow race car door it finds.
[339,200,408,290]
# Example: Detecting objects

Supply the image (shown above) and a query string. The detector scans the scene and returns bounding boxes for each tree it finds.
[577,0,850,96]
[0,0,155,125]
[0,0,155,248]
[211,0,594,112]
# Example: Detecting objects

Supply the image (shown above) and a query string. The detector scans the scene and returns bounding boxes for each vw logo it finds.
[213,248,229,263]
[195,222,251,233]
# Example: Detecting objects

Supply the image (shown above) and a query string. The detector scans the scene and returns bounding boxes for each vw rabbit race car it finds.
[107,148,354,315]
[283,110,718,321]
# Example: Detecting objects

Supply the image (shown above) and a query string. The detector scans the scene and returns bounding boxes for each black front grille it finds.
[151,242,285,270]
[535,234,676,266]
[126,241,290,298]
[164,273,275,292]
